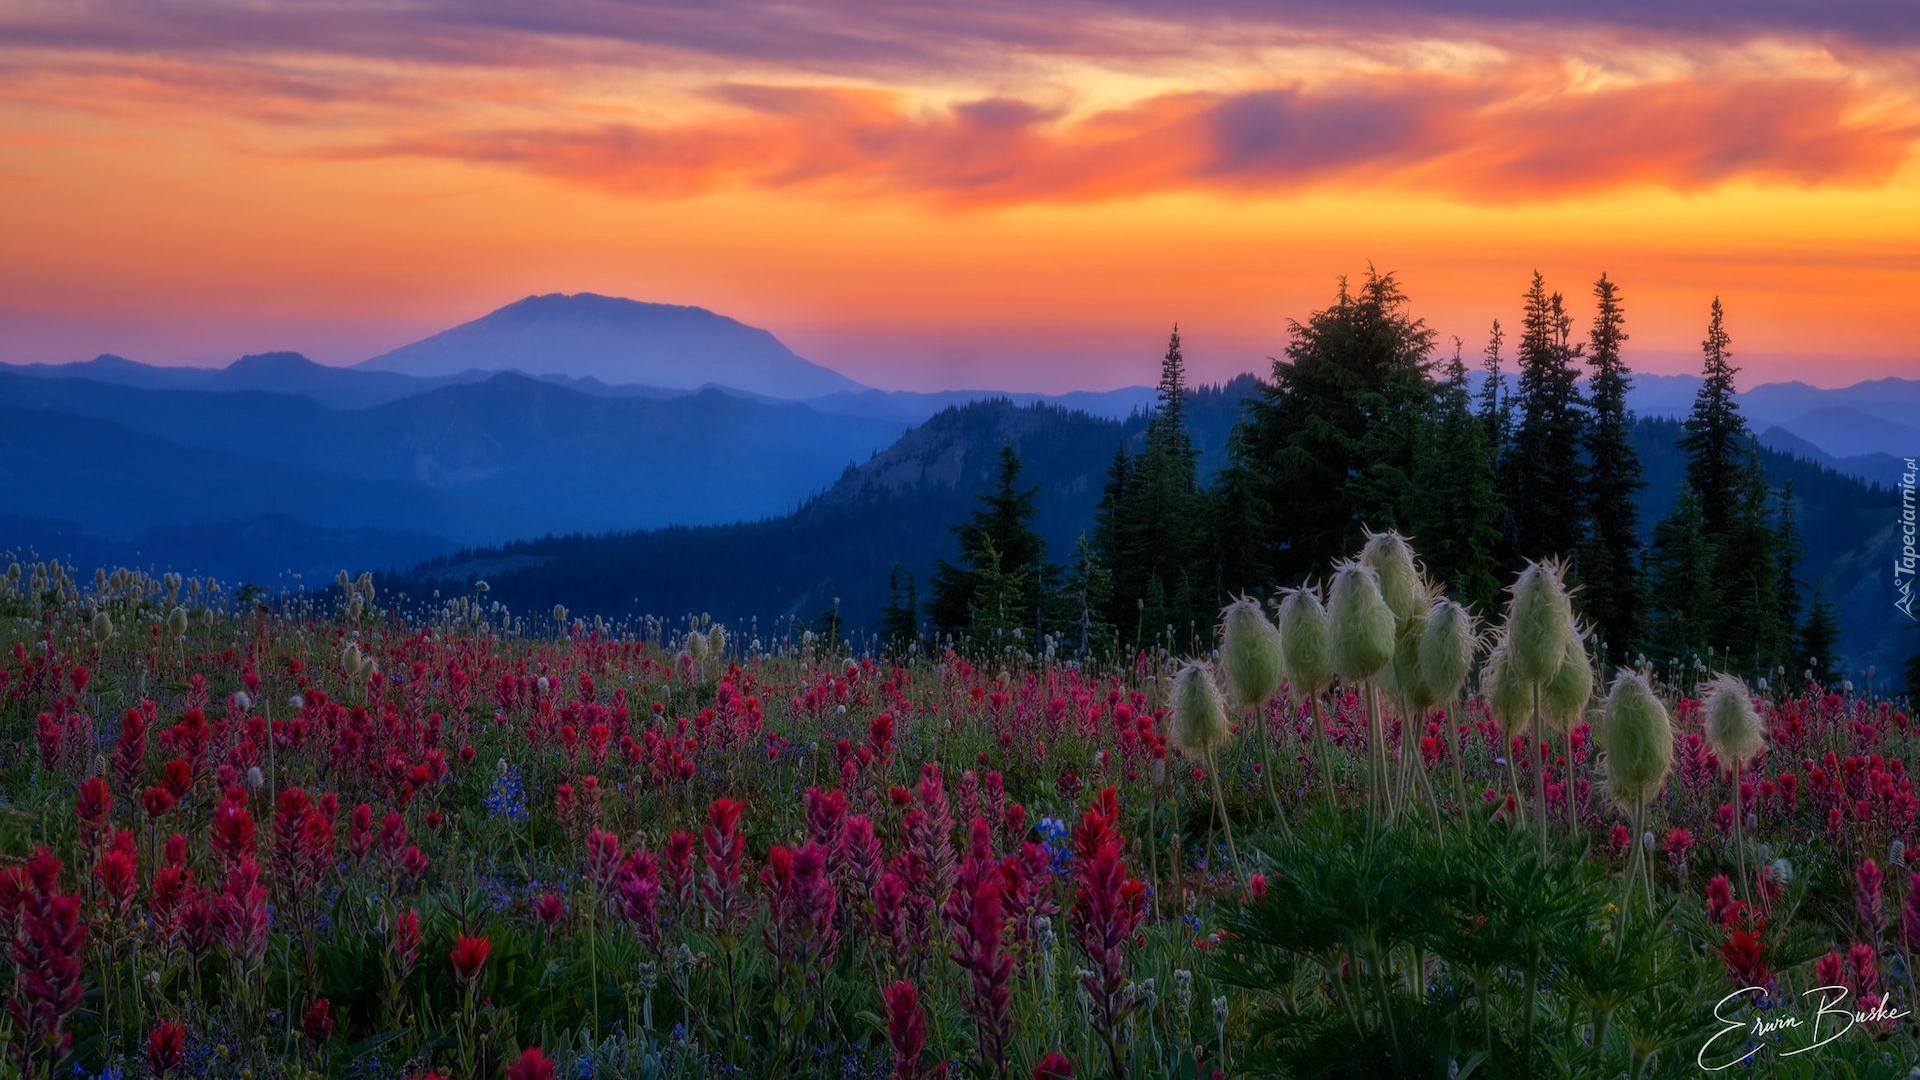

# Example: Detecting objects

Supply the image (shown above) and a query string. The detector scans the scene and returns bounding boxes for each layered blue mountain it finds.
[358,293,867,398]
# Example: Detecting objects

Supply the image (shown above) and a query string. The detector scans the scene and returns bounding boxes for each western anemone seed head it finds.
[90,610,113,641]
[342,642,363,678]
[1388,619,1436,713]
[1219,597,1284,710]
[1418,600,1474,703]
[166,605,188,639]
[707,624,726,658]
[687,628,711,662]
[1360,529,1421,626]
[1275,587,1333,696]
[1539,632,1594,733]
[1169,662,1232,758]
[552,604,568,625]
[1702,673,1767,771]
[1600,671,1673,811]
[1482,640,1534,736]
[1502,560,1573,686]
[1327,560,1394,683]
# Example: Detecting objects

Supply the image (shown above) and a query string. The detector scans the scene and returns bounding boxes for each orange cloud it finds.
[368,66,1915,208]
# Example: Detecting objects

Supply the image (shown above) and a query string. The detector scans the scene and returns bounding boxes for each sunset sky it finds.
[3,1,1917,392]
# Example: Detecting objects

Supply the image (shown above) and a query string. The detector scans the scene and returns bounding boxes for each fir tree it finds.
[1644,482,1713,662]
[1237,269,1435,585]
[927,444,1050,640]
[1774,480,1805,640]
[1060,533,1116,659]
[1713,453,1785,674]
[877,563,919,652]
[1478,318,1509,448]
[1409,341,1503,614]
[1504,271,1589,562]
[1680,297,1746,536]
[1095,328,1208,637]
[1206,419,1271,602]
[1798,584,1841,688]
[1577,272,1646,662]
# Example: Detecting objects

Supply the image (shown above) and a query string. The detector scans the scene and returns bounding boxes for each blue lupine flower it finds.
[485,764,529,821]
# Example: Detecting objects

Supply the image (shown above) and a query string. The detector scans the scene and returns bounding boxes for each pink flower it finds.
[1032,1052,1075,1079]
[6,848,87,1065]
[449,933,491,982]
[1856,859,1885,938]
[882,980,926,1080]
[701,797,747,931]
[146,1020,186,1075]
[505,1047,554,1080]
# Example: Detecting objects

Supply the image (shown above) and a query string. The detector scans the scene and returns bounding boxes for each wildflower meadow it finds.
[1,543,1917,1079]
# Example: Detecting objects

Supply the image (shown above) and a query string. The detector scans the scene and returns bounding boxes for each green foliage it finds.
[1576,273,1646,660]
[878,563,920,654]
[928,443,1053,643]
[1236,269,1436,587]
[1218,810,1725,1079]
[1503,272,1589,563]
[1408,344,1503,615]
[1092,328,1210,647]
[1799,583,1842,687]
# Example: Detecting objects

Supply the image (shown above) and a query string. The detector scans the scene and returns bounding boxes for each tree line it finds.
[904,269,1848,684]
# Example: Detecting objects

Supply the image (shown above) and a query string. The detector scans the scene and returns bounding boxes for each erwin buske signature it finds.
[1698,985,1910,1070]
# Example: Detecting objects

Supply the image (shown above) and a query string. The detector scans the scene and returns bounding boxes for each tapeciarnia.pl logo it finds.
[1898,457,1916,621]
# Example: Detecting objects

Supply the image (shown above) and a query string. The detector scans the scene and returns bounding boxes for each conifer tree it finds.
[1577,273,1646,661]
[1774,480,1805,641]
[1644,482,1713,661]
[1714,453,1785,672]
[1094,328,1209,637]
[927,444,1050,641]
[1799,584,1841,688]
[1409,341,1503,613]
[1504,271,1589,561]
[1681,297,1746,536]
[1060,534,1116,658]
[1237,269,1435,585]
[878,563,920,652]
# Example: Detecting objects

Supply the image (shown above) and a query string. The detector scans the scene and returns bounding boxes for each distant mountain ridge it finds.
[359,293,867,398]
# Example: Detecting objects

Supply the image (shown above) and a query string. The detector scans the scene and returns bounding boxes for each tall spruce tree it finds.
[1644,482,1713,662]
[1409,341,1503,614]
[1714,453,1786,673]
[1237,269,1435,586]
[1799,583,1841,688]
[1206,418,1270,602]
[1093,328,1209,640]
[1577,273,1646,662]
[927,443,1050,641]
[878,563,920,652]
[1681,297,1746,537]
[1775,480,1805,643]
[1061,534,1116,658]
[1504,271,1589,562]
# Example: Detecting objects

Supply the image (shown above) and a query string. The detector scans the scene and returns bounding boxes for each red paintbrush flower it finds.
[450,933,491,983]
[505,1047,554,1080]
[882,980,927,1080]
[146,1020,186,1076]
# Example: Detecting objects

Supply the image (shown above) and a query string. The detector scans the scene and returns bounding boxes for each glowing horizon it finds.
[3,1,1917,393]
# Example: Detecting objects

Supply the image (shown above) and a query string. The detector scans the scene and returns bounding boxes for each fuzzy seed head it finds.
[1539,632,1594,733]
[1169,662,1232,757]
[1360,530,1420,626]
[1482,640,1534,736]
[687,628,710,661]
[1327,561,1394,683]
[707,624,726,658]
[1275,587,1333,696]
[1418,600,1474,703]
[1702,673,1767,771]
[1600,672,1673,811]
[1388,619,1436,713]
[166,605,188,639]
[90,609,114,641]
[1219,597,1284,710]
[1503,560,1572,686]
[342,643,363,678]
